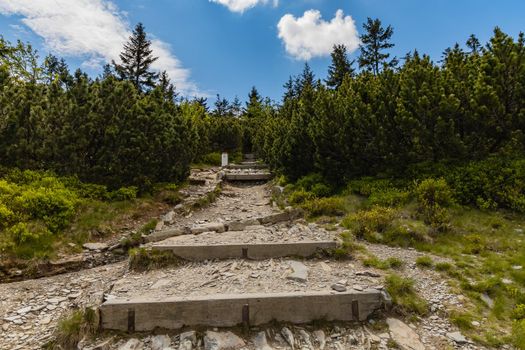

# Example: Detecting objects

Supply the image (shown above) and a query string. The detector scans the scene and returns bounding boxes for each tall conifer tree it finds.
[358,18,397,74]
[113,23,159,92]
[326,44,354,89]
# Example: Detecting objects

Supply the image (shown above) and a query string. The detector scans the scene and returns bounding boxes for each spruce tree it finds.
[326,44,354,89]
[466,34,481,54]
[113,23,159,92]
[359,18,398,74]
[158,71,177,101]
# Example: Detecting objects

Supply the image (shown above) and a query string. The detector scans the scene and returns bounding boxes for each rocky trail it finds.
[0,159,490,350]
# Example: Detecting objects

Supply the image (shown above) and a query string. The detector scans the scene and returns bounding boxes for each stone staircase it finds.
[98,157,389,340]
[223,154,273,182]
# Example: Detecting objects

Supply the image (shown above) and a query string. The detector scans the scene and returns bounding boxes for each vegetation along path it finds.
[0,161,492,350]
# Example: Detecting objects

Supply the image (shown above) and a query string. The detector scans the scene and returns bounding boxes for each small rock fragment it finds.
[313,330,325,350]
[281,327,295,350]
[446,331,468,344]
[331,283,347,292]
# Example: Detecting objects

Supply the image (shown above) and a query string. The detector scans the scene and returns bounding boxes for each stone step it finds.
[100,290,386,332]
[224,173,273,181]
[151,241,338,261]
[226,163,269,170]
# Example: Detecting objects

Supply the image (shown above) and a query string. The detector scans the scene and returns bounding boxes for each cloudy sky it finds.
[0,0,524,100]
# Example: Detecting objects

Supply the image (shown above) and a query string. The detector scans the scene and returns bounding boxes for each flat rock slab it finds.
[387,318,425,350]
[82,242,109,251]
[287,261,308,282]
[100,290,385,331]
[152,241,337,261]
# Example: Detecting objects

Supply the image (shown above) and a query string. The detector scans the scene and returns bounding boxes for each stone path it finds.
[0,160,490,349]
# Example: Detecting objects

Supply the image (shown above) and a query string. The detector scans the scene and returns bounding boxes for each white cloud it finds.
[277,9,360,60]
[0,0,202,96]
[210,0,278,13]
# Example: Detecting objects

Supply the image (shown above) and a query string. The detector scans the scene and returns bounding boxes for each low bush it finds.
[288,189,315,205]
[109,186,138,201]
[381,221,430,247]
[199,152,222,166]
[342,206,396,239]
[415,178,453,232]
[347,178,396,197]
[368,188,411,207]
[512,304,525,320]
[301,197,346,217]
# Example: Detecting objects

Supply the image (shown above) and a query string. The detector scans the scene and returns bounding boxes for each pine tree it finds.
[113,23,159,92]
[158,71,177,101]
[359,18,398,74]
[326,44,354,89]
[466,34,481,54]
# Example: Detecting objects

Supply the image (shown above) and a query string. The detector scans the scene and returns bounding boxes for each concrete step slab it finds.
[224,173,273,182]
[151,241,338,261]
[226,163,269,170]
[100,290,385,332]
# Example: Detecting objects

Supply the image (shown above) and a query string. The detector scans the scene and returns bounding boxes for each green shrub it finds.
[368,188,411,207]
[311,183,332,197]
[415,256,434,268]
[415,178,453,231]
[296,173,325,191]
[415,178,454,208]
[301,197,346,217]
[513,304,525,320]
[342,206,396,239]
[382,221,429,247]
[200,152,222,166]
[13,187,79,233]
[347,178,395,197]
[1,223,54,259]
[385,274,428,316]
[288,189,315,205]
[110,186,138,201]
[0,202,14,227]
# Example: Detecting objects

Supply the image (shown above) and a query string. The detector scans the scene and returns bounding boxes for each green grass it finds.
[275,171,525,347]
[46,308,97,349]
[385,274,428,316]
[128,248,183,271]
[0,169,184,261]
[415,256,434,268]
[363,255,404,270]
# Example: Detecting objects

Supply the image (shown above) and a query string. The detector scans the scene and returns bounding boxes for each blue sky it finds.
[1,0,524,102]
